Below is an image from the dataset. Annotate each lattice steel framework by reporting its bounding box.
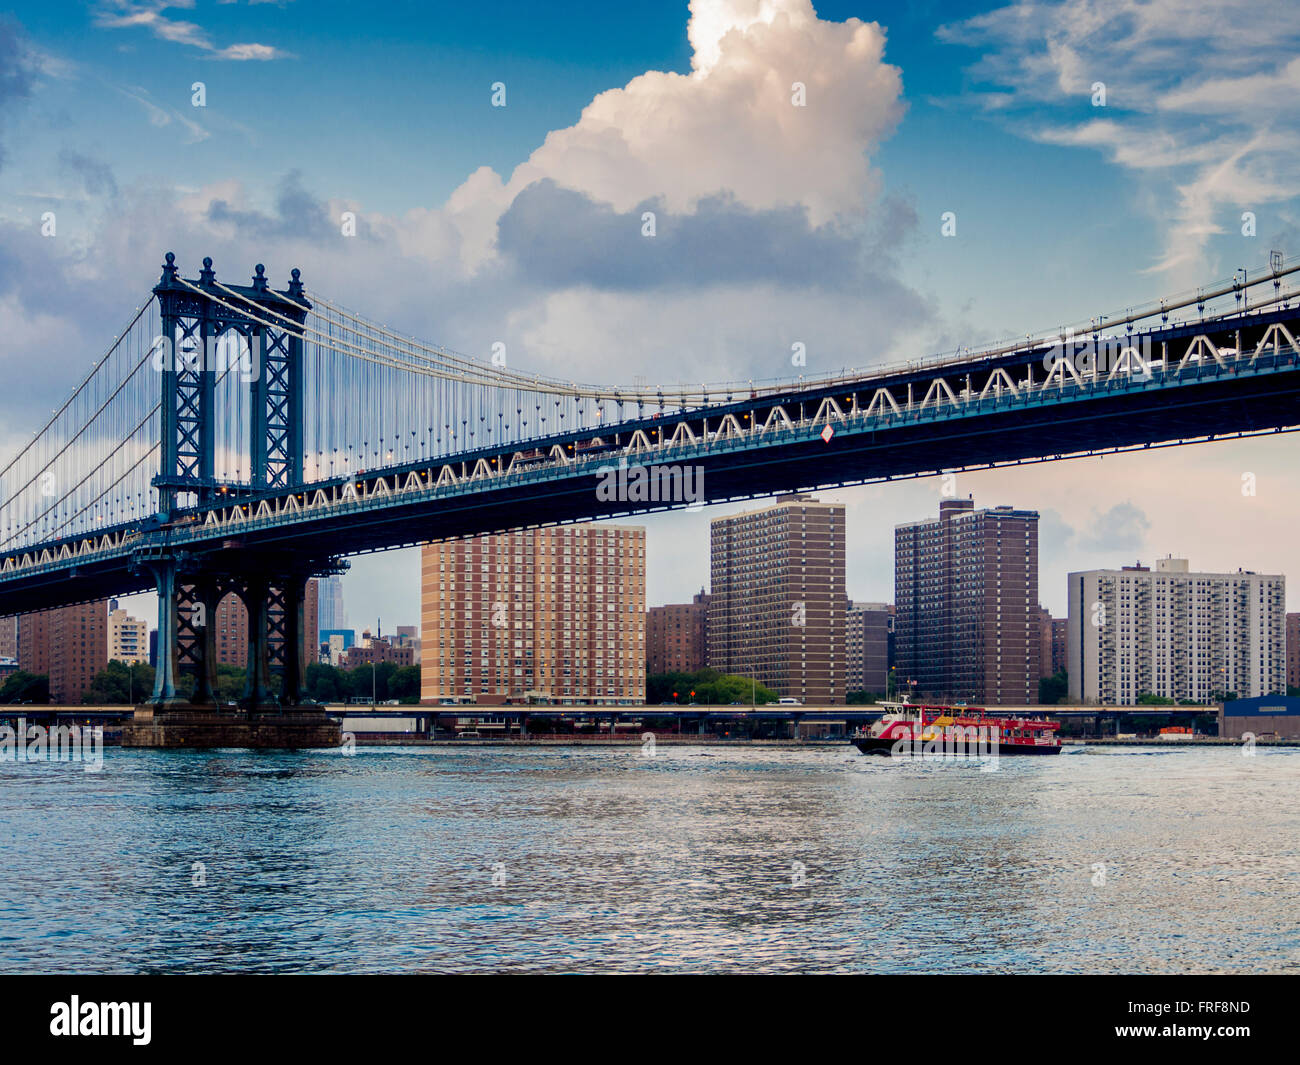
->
[153,253,310,510]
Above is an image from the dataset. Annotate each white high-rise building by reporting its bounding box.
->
[1068,557,1285,705]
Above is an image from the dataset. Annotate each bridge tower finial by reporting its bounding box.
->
[199,256,216,286]
[160,251,178,285]
[252,264,268,293]
[287,267,304,299]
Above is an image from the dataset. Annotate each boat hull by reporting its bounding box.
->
[851,736,1061,757]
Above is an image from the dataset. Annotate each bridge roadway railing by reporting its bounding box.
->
[2,308,1299,593]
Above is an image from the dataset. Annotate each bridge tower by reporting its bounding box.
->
[130,254,341,742]
[153,251,310,510]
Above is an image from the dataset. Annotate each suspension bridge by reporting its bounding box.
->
[2,251,1299,728]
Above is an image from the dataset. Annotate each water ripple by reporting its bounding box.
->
[0,744,1296,973]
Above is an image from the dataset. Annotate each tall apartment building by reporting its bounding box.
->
[709,495,846,704]
[1051,618,1069,676]
[0,615,16,660]
[213,591,250,667]
[846,601,892,694]
[210,579,319,670]
[647,589,710,674]
[18,601,108,703]
[1287,612,1300,691]
[1037,607,1055,679]
[107,602,149,665]
[895,497,1040,705]
[1068,557,1285,705]
[421,524,646,705]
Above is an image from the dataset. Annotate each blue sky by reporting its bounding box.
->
[3,0,1299,628]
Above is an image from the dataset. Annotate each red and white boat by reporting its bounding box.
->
[851,701,1062,757]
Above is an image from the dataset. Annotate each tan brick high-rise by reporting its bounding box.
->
[421,525,645,705]
[708,495,846,704]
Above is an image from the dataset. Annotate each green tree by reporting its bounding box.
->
[0,670,49,704]
[305,662,346,703]
[82,660,154,704]
[344,661,398,702]
[213,663,245,703]
[645,668,778,705]
[1136,691,1176,706]
[1038,669,1068,705]
[388,665,422,703]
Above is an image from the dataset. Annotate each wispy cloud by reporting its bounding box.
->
[939,0,1300,281]
[93,1,291,60]
[116,84,210,142]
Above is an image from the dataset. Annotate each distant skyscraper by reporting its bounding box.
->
[0,615,15,661]
[319,576,346,633]
[895,497,1040,705]
[709,495,846,704]
[647,589,710,674]
[1069,557,1285,705]
[421,524,646,705]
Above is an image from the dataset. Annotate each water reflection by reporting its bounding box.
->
[0,745,1295,973]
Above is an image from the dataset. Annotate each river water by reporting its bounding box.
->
[0,743,1296,973]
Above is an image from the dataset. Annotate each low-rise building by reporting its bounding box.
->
[1218,696,1300,742]
[344,633,416,669]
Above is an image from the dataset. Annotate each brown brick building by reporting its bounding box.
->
[846,601,893,695]
[1051,617,1068,676]
[345,634,416,668]
[1037,607,1055,679]
[895,497,1040,705]
[210,579,320,670]
[18,601,109,703]
[647,589,710,674]
[421,524,645,705]
[0,615,16,661]
[708,495,846,704]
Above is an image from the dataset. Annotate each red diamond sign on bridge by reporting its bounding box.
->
[820,424,834,443]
